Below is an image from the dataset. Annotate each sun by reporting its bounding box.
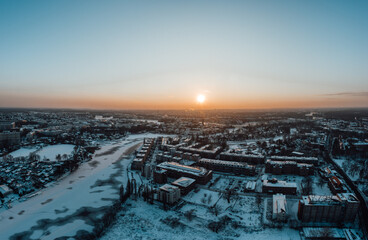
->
[197,94,206,104]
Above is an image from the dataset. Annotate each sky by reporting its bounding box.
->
[0,0,367,110]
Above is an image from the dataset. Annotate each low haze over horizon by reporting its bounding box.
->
[1,0,367,110]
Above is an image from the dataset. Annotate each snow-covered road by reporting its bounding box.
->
[0,133,161,239]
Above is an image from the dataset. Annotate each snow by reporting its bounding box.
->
[333,157,360,181]
[36,144,75,161]
[238,228,301,240]
[7,144,76,161]
[102,195,301,240]
[0,133,166,239]
[8,147,39,158]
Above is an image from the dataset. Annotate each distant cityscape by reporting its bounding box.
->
[0,109,367,239]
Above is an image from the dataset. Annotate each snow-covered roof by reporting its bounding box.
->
[301,195,341,205]
[157,162,209,176]
[0,185,12,195]
[270,156,318,163]
[199,158,255,169]
[159,184,179,192]
[220,153,264,158]
[263,179,297,188]
[172,177,196,188]
[337,193,359,203]
[273,194,287,214]
[303,227,346,239]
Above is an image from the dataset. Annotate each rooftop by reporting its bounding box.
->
[172,177,196,188]
[263,179,297,188]
[159,184,179,192]
[157,162,209,177]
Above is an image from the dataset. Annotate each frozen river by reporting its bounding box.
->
[0,133,161,239]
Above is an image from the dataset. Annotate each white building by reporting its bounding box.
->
[272,194,287,221]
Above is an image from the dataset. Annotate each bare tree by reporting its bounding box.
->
[184,209,196,221]
[207,194,213,204]
[225,189,234,203]
[317,177,325,188]
[302,176,313,195]
[209,204,222,216]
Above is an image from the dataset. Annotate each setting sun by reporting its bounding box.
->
[197,94,206,104]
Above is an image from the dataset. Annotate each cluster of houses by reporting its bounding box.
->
[0,158,65,197]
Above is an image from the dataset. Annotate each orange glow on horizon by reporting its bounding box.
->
[0,91,367,110]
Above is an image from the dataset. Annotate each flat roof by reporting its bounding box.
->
[157,162,209,177]
[200,158,255,169]
[273,194,287,214]
[172,177,196,188]
[159,184,179,192]
[263,179,297,188]
[301,195,341,205]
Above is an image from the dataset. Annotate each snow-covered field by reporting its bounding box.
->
[36,144,75,161]
[8,144,76,161]
[8,146,39,158]
[103,184,300,239]
[102,196,301,240]
[0,133,164,239]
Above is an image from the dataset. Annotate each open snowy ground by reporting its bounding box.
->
[36,144,75,161]
[101,197,301,240]
[0,133,165,239]
[8,146,39,158]
[8,144,76,161]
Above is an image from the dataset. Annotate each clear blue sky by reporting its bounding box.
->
[0,0,367,109]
